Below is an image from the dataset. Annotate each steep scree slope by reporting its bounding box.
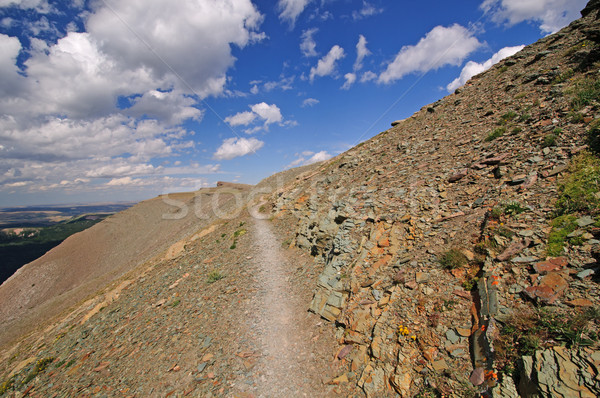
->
[266,4,600,397]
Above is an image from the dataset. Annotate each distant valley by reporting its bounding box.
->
[0,203,134,284]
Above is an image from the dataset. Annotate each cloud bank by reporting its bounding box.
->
[480,0,587,34]
[379,24,482,84]
[446,45,525,91]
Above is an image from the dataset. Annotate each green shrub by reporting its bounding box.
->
[233,228,247,238]
[438,249,468,269]
[588,121,600,154]
[542,134,557,147]
[485,127,506,142]
[552,68,574,84]
[207,270,224,283]
[0,377,15,394]
[570,112,585,123]
[462,276,479,291]
[504,201,526,216]
[489,206,503,220]
[518,113,532,122]
[547,215,578,256]
[496,307,600,375]
[497,111,517,125]
[554,151,600,216]
[496,226,514,239]
[20,357,55,387]
[571,77,600,110]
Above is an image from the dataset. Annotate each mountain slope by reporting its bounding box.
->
[0,185,252,348]
[264,4,600,396]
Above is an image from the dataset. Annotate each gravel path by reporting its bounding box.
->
[243,216,334,398]
[0,209,350,397]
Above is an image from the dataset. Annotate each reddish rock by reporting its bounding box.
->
[377,237,390,247]
[336,344,354,360]
[448,168,468,182]
[450,268,465,279]
[481,154,508,165]
[93,361,110,372]
[423,346,438,361]
[437,211,466,222]
[524,272,568,304]
[405,281,418,290]
[496,239,529,261]
[566,298,594,307]
[541,164,567,178]
[453,290,472,300]
[533,257,568,274]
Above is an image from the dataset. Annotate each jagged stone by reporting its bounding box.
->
[524,272,569,304]
[518,347,600,397]
[358,363,385,397]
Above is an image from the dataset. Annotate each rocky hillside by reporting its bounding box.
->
[2,2,600,397]
[267,2,600,396]
[0,184,252,348]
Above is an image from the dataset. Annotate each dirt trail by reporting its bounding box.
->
[0,204,350,397]
[244,216,335,397]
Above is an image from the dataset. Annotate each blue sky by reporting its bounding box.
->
[0,0,588,206]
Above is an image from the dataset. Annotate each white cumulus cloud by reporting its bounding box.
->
[352,1,383,20]
[127,90,204,126]
[0,0,53,13]
[286,150,332,168]
[225,111,257,127]
[354,34,371,71]
[251,102,283,125]
[446,45,525,91]
[302,98,319,107]
[0,34,24,96]
[309,45,345,82]
[0,0,265,198]
[379,24,482,84]
[213,137,264,160]
[86,0,264,96]
[106,176,136,186]
[341,73,357,90]
[278,0,312,27]
[343,35,371,89]
[480,0,587,34]
[360,71,377,82]
[300,27,318,57]
[225,102,283,132]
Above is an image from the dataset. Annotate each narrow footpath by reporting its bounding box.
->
[238,216,337,397]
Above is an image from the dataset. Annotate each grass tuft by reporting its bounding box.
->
[438,248,468,269]
[485,127,506,142]
[554,151,600,216]
[207,270,224,283]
